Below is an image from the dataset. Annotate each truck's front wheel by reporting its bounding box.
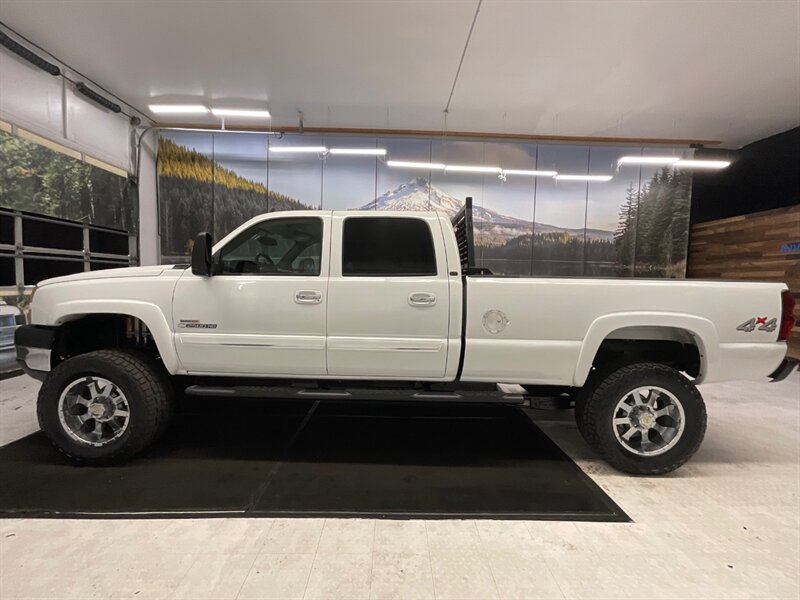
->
[37,350,172,464]
[579,363,707,475]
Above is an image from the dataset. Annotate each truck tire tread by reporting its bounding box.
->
[37,349,172,465]
[580,362,707,475]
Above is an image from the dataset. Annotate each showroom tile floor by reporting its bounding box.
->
[0,372,798,599]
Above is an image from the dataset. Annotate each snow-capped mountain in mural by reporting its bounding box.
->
[356,177,613,242]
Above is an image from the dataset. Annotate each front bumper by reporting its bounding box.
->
[15,325,56,381]
[769,357,799,382]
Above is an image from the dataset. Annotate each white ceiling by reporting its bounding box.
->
[1,0,798,147]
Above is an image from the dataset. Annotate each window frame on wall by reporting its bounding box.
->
[1,120,128,178]
[0,121,138,291]
[0,121,136,231]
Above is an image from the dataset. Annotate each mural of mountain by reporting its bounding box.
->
[156,134,688,278]
[358,177,614,243]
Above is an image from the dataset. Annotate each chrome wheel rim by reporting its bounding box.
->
[612,386,685,457]
[57,376,130,446]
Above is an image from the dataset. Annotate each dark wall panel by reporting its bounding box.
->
[691,127,800,224]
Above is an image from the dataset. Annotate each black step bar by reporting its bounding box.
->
[183,383,570,408]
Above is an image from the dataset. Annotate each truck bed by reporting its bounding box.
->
[460,276,787,386]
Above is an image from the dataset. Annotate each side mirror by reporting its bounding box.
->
[191,232,213,277]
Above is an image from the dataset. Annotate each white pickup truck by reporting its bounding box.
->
[15,200,797,474]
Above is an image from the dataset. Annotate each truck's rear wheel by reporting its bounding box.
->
[579,363,706,475]
[37,350,172,464]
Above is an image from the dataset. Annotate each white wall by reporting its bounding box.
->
[137,130,159,265]
[0,50,133,172]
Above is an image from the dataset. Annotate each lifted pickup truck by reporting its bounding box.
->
[16,199,797,474]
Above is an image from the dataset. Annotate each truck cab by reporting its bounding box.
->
[174,211,461,380]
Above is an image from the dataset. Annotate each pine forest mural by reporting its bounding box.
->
[158,138,311,260]
[0,130,134,233]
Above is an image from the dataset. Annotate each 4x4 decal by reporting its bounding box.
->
[736,317,777,333]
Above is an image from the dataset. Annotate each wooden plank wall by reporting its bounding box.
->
[688,204,800,359]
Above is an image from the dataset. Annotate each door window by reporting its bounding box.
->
[342,217,436,276]
[217,217,322,275]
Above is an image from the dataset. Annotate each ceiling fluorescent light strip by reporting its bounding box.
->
[674,159,730,169]
[555,174,613,182]
[269,146,328,153]
[445,165,502,174]
[387,161,446,169]
[502,169,558,177]
[211,108,271,118]
[328,148,387,155]
[149,104,209,114]
[617,156,680,166]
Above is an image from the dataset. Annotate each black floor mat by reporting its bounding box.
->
[0,397,628,521]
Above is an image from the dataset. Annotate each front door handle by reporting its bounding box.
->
[409,292,436,306]
[295,290,322,304]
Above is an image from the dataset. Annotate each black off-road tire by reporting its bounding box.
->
[579,362,707,475]
[37,350,173,464]
[574,360,626,441]
[574,376,600,440]
[151,361,177,441]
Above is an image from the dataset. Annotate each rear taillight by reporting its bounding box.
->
[779,290,796,341]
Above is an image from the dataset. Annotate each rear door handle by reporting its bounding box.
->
[409,292,436,306]
[295,290,322,304]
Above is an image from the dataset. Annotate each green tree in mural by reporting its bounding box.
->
[614,184,639,273]
[669,170,692,270]
[614,167,692,277]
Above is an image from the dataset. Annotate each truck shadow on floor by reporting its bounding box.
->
[0,396,628,521]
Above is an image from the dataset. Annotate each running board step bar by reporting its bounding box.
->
[184,384,534,405]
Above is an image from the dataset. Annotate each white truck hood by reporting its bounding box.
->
[36,265,179,287]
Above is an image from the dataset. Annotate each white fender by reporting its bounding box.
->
[573,312,720,386]
[50,299,181,374]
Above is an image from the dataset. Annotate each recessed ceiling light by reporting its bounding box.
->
[674,159,731,169]
[148,104,209,114]
[269,146,328,153]
[555,174,613,182]
[617,156,680,166]
[502,169,558,177]
[387,160,446,169]
[445,165,502,174]
[328,148,387,155]
[210,108,271,118]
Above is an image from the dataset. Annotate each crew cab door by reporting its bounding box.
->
[325,214,450,378]
[172,214,330,375]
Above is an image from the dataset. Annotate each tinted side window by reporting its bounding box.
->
[218,217,322,275]
[342,217,436,276]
